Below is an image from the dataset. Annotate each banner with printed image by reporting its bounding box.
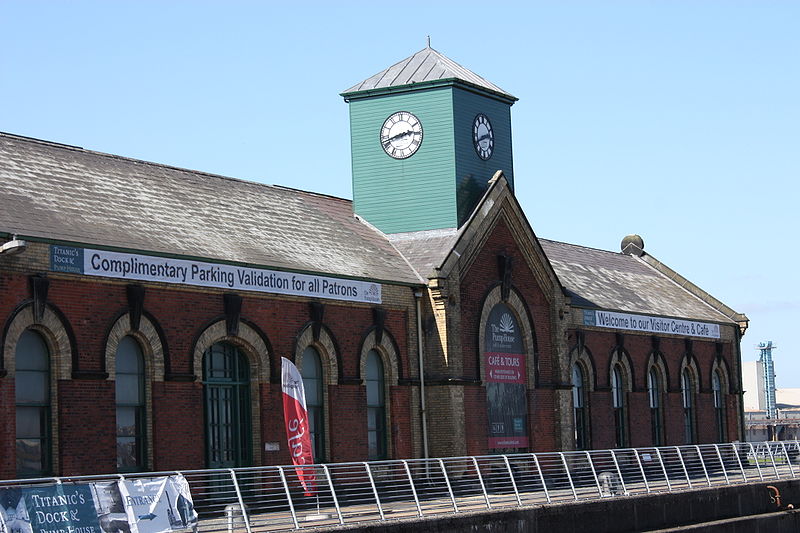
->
[0,476,196,533]
[484,303,529,449]
[116,476,196,533]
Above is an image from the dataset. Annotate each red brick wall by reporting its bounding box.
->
[459,218,557,454]
[580,329,741,448]
[58,379,116,475]
[0,272,412,479]
[0,380,14,475]
[151,381,204,470]
[389,386,413,458]
[590,391,615,449]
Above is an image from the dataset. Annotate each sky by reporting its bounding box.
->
[1,1,798,386]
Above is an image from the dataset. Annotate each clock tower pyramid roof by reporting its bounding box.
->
[341,46,517,103]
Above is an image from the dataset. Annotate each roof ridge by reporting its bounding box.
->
[0,131,84,150]
[634,252,749,329]
[271,184,350,203]
[354,214,426,284]
[0,130,280,191]
[539,237,622,256]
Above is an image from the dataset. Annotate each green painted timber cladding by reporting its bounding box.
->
[453,88,514,226]
[349,85,514,234]
[350,88,457,234]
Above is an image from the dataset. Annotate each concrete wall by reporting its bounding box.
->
[317,479,800,533]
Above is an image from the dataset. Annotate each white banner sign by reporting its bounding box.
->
[583,309,720,339]
[51,246,381,304]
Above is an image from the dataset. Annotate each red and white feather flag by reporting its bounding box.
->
[281,357,316,496]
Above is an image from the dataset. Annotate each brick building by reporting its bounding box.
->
[0,47,748,479]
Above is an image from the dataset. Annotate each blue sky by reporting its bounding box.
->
[2,1,798,386]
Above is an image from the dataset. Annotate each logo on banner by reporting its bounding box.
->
[498,313,515,334]
[281,357,316,496]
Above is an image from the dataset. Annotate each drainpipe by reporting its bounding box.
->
[415,290,429,459]
[735,327,746,442]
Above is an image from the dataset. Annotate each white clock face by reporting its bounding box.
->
[473,113,494,160]
[380,111,423,159]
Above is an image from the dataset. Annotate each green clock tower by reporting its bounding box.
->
[342,46,517,234]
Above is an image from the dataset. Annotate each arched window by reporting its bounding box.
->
[116,336,146,472]
[203,342,251,468]
[611,365,627,448]
[15,330,51,477]
[648,368,664,446]
[366,350,387,460]
[713,369,726,442]
[572,363,589,450]
[682,368,696,444]
[301,346,325,462]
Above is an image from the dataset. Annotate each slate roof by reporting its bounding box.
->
[387,228,459,278]
[539,239,735,323]
[0,133,423,285]
[342,46,517,101]
[0,131,741,324]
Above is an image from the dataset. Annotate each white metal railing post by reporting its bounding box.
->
[277,466,299,529]
[609,449,628,496]
[585,451,603,497]
[559,453,578,500]
[780,442,796,478]
[363,462,384,520]
[228,469,252,533]
[472,456,492,509]
[713,445,729,485]
[675,447,692,488]
[403,461,423,517]
[502,455,522,506]
[532,454,551,504]
[695,445,711,486]
[634,450,650,493]
[748,442,764,481]
[439,459,458,512]
[655,447,672,491]
[732,442,747,482]
[767,442,780,478]
[321,465,343,525]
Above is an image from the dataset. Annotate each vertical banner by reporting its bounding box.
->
[281,357,316,496]
[484,304,529,449]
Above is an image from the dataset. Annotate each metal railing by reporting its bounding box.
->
[3,440,798,531]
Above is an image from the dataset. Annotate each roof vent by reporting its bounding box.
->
[621,234,645,256]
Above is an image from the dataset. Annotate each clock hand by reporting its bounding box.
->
[389,129,413,142]
[477,133,491,142]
